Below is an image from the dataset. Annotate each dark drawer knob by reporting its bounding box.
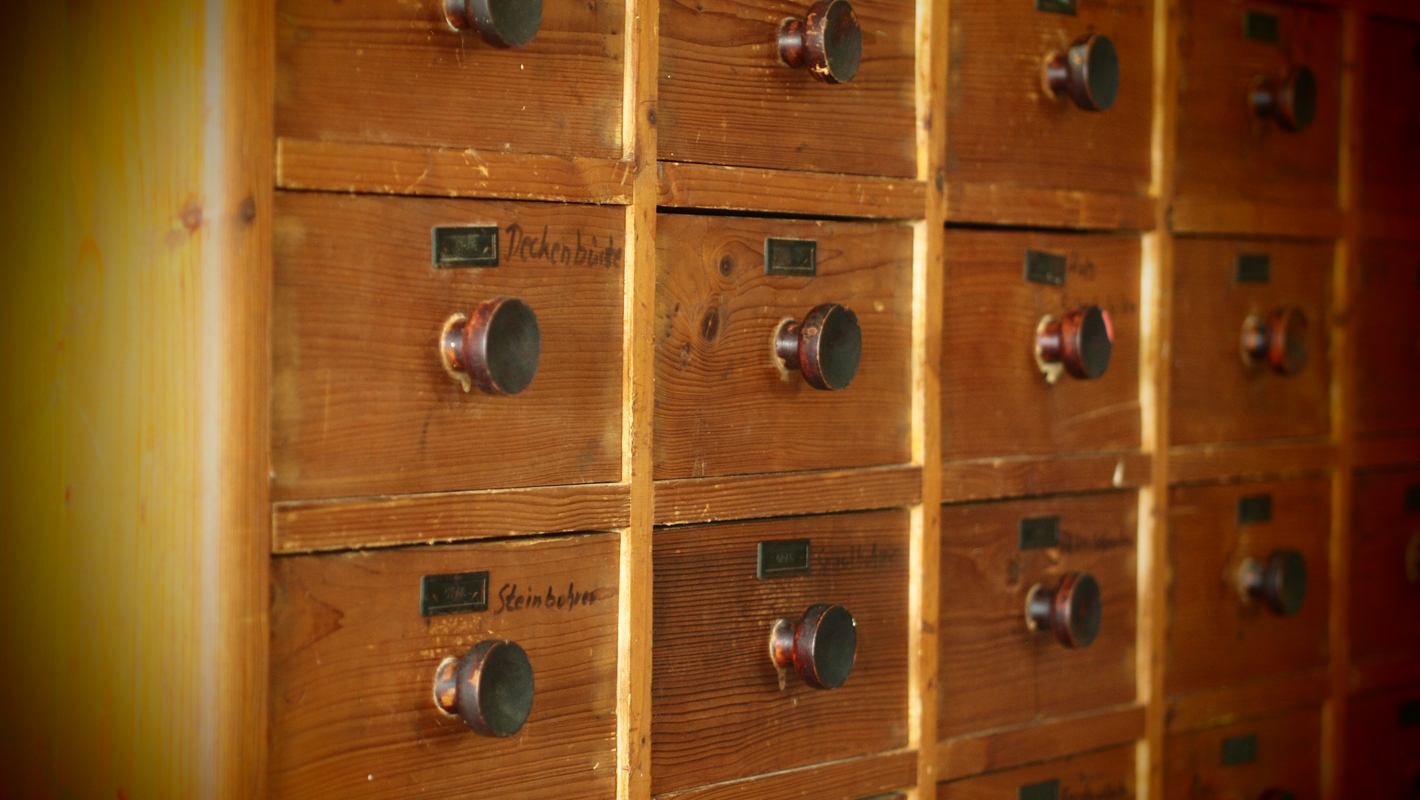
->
[1407,532,1420,584]
[1258,790,1296,800]
[1238,549,1308,616]
[1036,305,1114,381]
[434,639,535,737]
[1251,65,1317,132]
[776,303,862,391]
[441,297,542,395]
[445,0,542,47]
[1044,34,1120,112]
[1027,572,1102,648]
[1241,307,1308,375]
[779,0,862,85]
[770,603,857,689]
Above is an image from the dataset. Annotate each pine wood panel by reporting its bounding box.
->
[651,511,911,794]
[276,0,624,160]
[655,465,922,526]
[1166,478,1331,697]
[1164,706,1322,800]
[653,750,917,800]
[1165,667,1330,735]
[944,182,1157,232]
[654,214,914,481]
[272,192,624,500]
[1169,196,1346,239]
[937,703,1145,782]
[1170,237,1332,447]
[1345,681,1420,799]
[940,452,1152,504]
[941,230,1142,461]
[656,162,927,220]
[657,0,915,177]
[944,0,1154,198]
[938,744,1136,800]
[269,533,620,800]
[1167,440,1336,485]
[1174,0,1342,210]
[1349,468,1420,664]
[1361,16,1420,215]
[1355,240,1420,437]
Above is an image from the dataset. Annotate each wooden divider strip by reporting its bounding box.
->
[657,161,927,220]
[940,451,1151,504]
[654,466,922,527]
[937,705,1147,782]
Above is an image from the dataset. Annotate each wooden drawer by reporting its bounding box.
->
[1164,707,1321,800]
[272,193,624,501]
[269,533,619,800]
[658,0,915,177]
[276,0,623,159]
[1166,478,1330,697]
[1350,469,1420,663]
[1362,17,1420,215]
[939,491,1138,739]
[944,0,1153,198]
[1356,242,1420,438]
[1170,237,1331,447]
[652,511,910,794]
[942,230,1141,462]
[654,214,913,481]
[939,744,1136,800]
[1346,683,1420,799]
[1175,0,1342,209]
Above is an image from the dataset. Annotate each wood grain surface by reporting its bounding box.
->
[272,192,624,500]
[269,534,620,800]
[651,511,910,794]
[1163,706,1322,800]
[1165,666,1330,735]
[1166,439,1336,485]
[276,0,623,159]
[938,743,1136,800]
[1166,478,1331,697]
[1349,468,1420,663]
[1168,196,1346,238]
[945,183,1157,232]
[1354,240,1420,437]
[941,229,1142,461]
[653,750,917,800]
[1345,681,1420,799]
[937,703,1144,782]
[1361,16,1420,215]
[658,0,915,177]
[656,162,927,220]
[655,465,921,526]
[1170,237,1332,447]
[944,0,1153,198]
[941,452,1151,506]
[654,214,913,480]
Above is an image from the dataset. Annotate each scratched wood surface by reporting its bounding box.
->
[941,229,1142,462]
[1174,0,1342,210]
[1354,240,1420,438]
[944,0,1153,198]
[1344,681,1420,799]
[1169,237,1332,447]
[654,214,914,481]
[657,0,915,177]
[1361,16,1420,215]
[1166,478,1331,698]
[268,533,620,800]
[1163,706,1322,800]
[936,703,1144,782]
[276,0,624,160]
[1348,468,1420,664]
[938,743,1136,800]
[652,750,917,800]
[272,192,625,501]
[651,511,911,794]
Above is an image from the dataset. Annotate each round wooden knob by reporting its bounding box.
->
[1037,305,1114,381]
[1251,65,1317,132]
[1405,532,1420,584]
[1044,34,1120,112]
[1027,572,1102,648]
[1238,549,1308,617]
[445,0,542,47]
[770,603,857,689]
[1258,790,1296,800]
[776,303,862,391]
[433,640,535,737]
[441,297,542,395]
[1241,307,1308,375]
[778,0,862,84]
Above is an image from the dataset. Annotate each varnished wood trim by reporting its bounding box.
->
[1170,196,1345,239]
[275,138,634,204]
[936,704,1146,782]
[1168,440,1338,484]
[944,182,1158,232]
[654,466,923,526]
[1350,651,1420,696]
[1360,211,1420,242]
[940,451,1151,504]
[271,483,631,553]
[1166,669,1331,734]
[652,750,918,800]
[656,162,928,220]
[1354,436,1420,469]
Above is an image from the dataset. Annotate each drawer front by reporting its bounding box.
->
[1346,683,1420,799]
[1166,478,1330,697]
[1170,238,1331,447]
[272,193,624,501]
[654,214,913,481]
[1362,17,1420,214]
[1164,707,1321,800]
[939,744,1136,800]
[942,230,1141,461]
[945,0,1153,197]
[652,511,910,793]
[939,491,1138,738]
[658,0,915,177]
[1355,242,1420,437]
[269,534,619,800]
[276,0,623,159]
[1350,469,1420,662]
[1175,0,1342,208]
